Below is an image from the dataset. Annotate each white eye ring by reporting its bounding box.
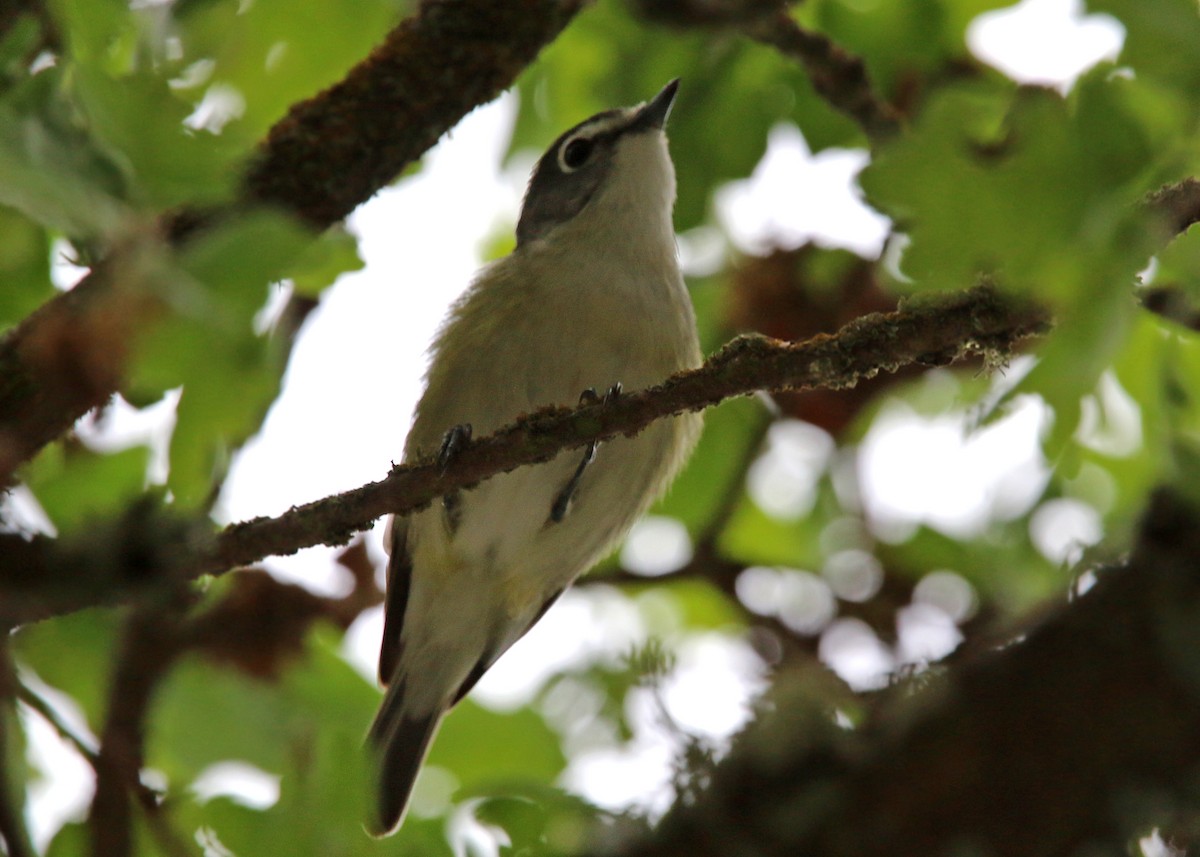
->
[558,135,595,173]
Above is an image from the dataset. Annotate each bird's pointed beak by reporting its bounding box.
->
[631,79,680,132]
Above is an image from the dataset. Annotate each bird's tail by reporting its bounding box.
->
[367,678,443,837]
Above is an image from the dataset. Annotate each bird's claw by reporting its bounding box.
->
[438,423,472,472]
[438,424,472,532]
[549,382,622,524]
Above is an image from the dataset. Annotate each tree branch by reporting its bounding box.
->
[630,0,902,140]
[606,487,1200,857]
[742,9,902,140]
[1146,176,1200,236]
[89,596,192,857]
[239,0,588,228]
[0,0,588,485]
[0,285,1049,626]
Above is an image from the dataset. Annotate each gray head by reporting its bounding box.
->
[516,80,680,247]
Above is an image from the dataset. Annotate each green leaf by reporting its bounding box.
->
[1018,289,1137,456]
[0,68,129,236]
[865,74,1168,452]
[812,0,959,95]
[126,210,311,506]
[48,0,135,67]
[175,208,312,313]
[0,14,45,81]
[135,316,282,508]
[718,488,828,570]
[287,226,365,298]
[22,443,151,533]
[862,77,1160,301]
[43,822,88,857]
[172,0,407,143]
[0,205,54,331]
[152,661,297,780]
[1153,225,1200,309]
[653,397,769,534]
[1087,0,1200,112]
[13,609,121,730]
[474,786,600,857]
[1103,312,1200,522]
[0,696,32,857]
[428,700,567,794]
[71,63,246,209]
[151,630,380,854]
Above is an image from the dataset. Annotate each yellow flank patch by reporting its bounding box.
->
[502,573,540,620]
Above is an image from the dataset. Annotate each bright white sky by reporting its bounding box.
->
[24,0,1127,846]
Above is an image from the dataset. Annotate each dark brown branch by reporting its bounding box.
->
[241,0,587,228]
[743,10,903,140]
[180,545,384,679]
[0,285,1049,627]
[205,285,1046,570]
[1146,177,1200,236]
[608,488,1200,857]
[90,597,192,857]
[0,0,587,486]
[630,0,902,140]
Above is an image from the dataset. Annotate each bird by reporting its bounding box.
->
[368,79,702,835]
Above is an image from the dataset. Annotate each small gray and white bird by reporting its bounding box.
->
[368,80,702,835]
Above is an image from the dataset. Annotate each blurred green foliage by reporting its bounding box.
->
[3,0,1200,854]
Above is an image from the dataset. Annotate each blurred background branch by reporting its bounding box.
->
[611,489,1200,857]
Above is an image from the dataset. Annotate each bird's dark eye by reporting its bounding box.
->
[561,137,594,171]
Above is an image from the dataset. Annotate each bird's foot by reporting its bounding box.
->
[438,423,472,531]
[438,423,473,471]
[548,383,622,524]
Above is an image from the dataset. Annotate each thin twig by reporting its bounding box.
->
[16,680,100,767]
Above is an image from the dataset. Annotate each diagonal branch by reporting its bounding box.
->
[240,0,589,229]
[206,286,1047,572]
[741,9,902,140]
[0,285,1049,626]
[630,0,902,140]
[0,0,588,486]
